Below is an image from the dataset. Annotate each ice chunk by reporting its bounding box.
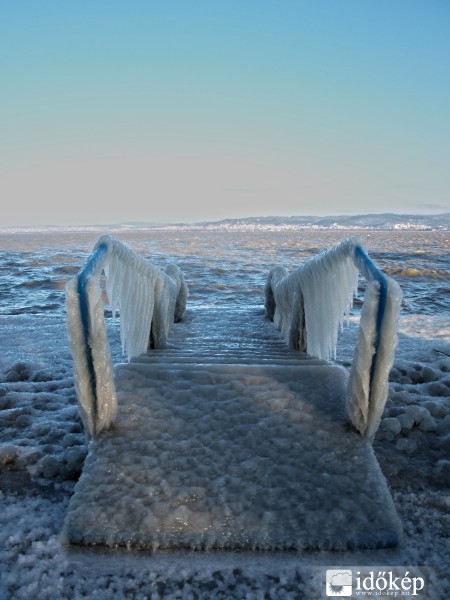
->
[381,417,402,437]
[0,444,20,466]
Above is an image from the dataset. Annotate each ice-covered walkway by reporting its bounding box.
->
[64,305,402,551]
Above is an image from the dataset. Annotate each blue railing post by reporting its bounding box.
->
[350,241,402,440]
[76,241,109,425]
[353,244,389,388]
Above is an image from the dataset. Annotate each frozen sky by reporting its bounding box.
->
[1,1,449,226]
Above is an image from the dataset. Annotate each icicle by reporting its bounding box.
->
[266,238,360,361]
[66,234,188,438]
[265,236,402,441]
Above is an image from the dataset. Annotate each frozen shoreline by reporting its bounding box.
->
[0,312,449,598]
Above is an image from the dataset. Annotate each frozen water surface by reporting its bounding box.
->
[1,229,449,598]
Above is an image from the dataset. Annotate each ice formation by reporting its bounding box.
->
[265,237,402,440]
[65,234,188,437]
[66,275,117,438]
[101,237,187,355]
[265,238,360,360]
[347,275,403,441]
[64,360,403,551]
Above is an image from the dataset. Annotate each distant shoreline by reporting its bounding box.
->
[1,212,450,233]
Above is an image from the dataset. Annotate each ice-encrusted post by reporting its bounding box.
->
[65,239,115,439]
[265,238,360,360]
[65,235,188,438]
[265,237,402,441]
[349,244,403,441]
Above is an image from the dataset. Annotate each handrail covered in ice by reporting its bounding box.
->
[265,237,402,441]
[65,235,188,438]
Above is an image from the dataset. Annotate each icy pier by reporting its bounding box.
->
[63,235,403,551]
[64,304,402,551]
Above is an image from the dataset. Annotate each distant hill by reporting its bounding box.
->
[125,213,450,231]
[2,213,449,233]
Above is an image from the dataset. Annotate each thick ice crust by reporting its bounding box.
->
[265,238,360,360]
[65,235,188,437]
[63,362,402,551]
[265,237,403,440]
[98,235,188,356]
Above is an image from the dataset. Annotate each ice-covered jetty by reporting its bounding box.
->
[64,235,403,551]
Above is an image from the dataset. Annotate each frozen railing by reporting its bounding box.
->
[65,235,188,438]
[265,237,403,441]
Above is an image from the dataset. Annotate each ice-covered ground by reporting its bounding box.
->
[0,307,449,598]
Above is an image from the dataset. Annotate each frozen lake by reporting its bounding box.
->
[0,227,449,598]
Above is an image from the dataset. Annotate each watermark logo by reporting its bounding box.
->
[325,569,426,597]
[326,570,353,596]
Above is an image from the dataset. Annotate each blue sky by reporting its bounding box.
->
[1,1,449,226]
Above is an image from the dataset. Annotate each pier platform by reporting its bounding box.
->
[63,306,402,551]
